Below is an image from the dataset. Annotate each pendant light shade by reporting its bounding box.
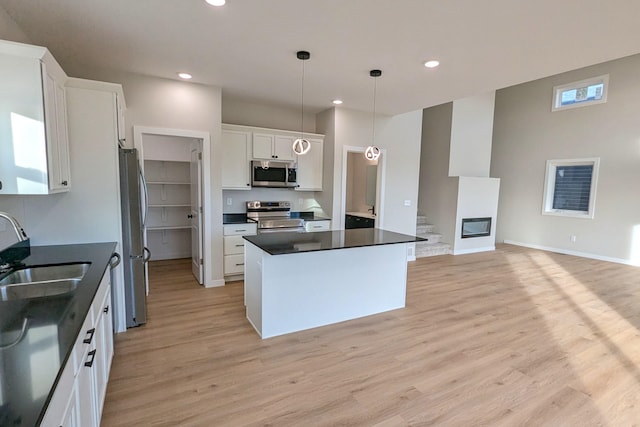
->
[293,50,311,156]
[366,69,382,161]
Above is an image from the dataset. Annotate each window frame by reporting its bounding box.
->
[552,74,609,112]
[542,157,600,219]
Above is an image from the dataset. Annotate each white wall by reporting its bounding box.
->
[222,97,316,133]
[491,53,640,264]
[417,103,457,244]
[329,108,423,235]
[449,91,496,177]
[0,7,31,44]
[454,177,500,254]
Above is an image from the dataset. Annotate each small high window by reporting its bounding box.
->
[552,74,609,112]
[542,158,600,219]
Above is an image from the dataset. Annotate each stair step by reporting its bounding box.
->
[416,215,429,225]
[416,224,435,234]
[416,232,441,243]
[415,241,451,257]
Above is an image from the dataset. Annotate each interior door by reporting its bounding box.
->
[190,140,203,284]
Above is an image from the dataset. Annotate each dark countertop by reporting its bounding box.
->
[222,213,256,225]
[223,212,331,224]
[243,228,424,255]
[0,242,116,427]
[290,212,331,221]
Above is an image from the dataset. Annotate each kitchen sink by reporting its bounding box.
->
[0,263,91,301]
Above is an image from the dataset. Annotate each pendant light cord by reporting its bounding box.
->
[372,75,377,146]
[300,57,305,140]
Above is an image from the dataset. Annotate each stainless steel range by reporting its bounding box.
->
[246,201,305,233]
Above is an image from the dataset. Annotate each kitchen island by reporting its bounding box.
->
[243,228,422,339]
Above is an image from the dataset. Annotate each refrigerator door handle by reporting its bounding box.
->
[142,247,151,263]
[109,252,121,269]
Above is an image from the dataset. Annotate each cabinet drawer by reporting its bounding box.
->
[224,235,246,255]
[223,223,257,236]
[305,220,331,232]
[224,254,246,275]
[73,309,95,376]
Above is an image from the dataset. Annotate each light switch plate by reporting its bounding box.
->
[403,200,411,207]
[226,197,232,206]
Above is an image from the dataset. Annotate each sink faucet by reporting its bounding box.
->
[0,212,28,242]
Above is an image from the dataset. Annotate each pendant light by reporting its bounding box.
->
[292,50,312,156]
[365,69,382,161]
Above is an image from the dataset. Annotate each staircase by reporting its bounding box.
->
[415,216,451,258]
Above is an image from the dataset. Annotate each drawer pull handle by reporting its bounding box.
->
[235,263,244,266]
[83,328,96,344]
[235,229,245,233]
[85,349,97,368]
[235,244,244,247]
[104,305,109,314]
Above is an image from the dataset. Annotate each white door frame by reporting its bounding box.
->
[133,125,213,287]
[339,145,387,230]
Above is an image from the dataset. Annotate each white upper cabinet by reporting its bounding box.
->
[252,133,296,161]
[222,123,324,191]
[0,40,70,194]
[221,127,251,190]
[295,138,323,191]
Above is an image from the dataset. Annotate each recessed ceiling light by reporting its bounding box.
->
[178,72,193,80]
[424,60,440,68]
[205,0,226,6]
[332,99,343,105]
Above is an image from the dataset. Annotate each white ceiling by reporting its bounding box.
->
[2,0,640,115]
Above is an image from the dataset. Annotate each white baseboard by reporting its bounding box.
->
[503,240,638,266]
[204,278,226,288]
[453,246,495,255]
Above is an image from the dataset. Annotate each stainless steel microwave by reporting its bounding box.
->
[251,160,297,188]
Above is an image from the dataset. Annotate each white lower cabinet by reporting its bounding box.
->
[305,220,331,232]
[223,223,257,277]
[41,268,113,427]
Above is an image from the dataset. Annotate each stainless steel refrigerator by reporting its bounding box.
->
[119,147,150,327]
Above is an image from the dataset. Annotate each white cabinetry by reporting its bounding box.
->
[223,223,257,277]
[295,138,323,191]
[221,127,251,190]
[253,133,296,161]
[0,40,70,195]
[305,220,331,232]
[42,269,113,427]
[221,123,324,191]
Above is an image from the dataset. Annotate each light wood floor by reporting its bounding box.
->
[102,244,640,426]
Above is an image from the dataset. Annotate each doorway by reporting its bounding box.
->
[339,146,386,230]
[133,126,211,290]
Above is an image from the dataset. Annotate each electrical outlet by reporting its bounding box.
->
[570,235,577,243]
[226,197,232,206]
[404,200,411,207]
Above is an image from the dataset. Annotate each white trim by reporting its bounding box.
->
[552,74,609,112]
[453,246,495,255]
[133,125,214,287]
[542,157,599,219]
[204,279,226,288]
[503,240,638,266]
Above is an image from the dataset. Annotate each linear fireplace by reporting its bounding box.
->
[461,217,492,238]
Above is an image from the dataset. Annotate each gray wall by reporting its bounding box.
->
[222,97,316,133]
[0,7,31,43]
[417,103,458,245]
[491,53,640,264]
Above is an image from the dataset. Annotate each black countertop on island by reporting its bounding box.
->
[243,228,424,255]
[0,242,116,427]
